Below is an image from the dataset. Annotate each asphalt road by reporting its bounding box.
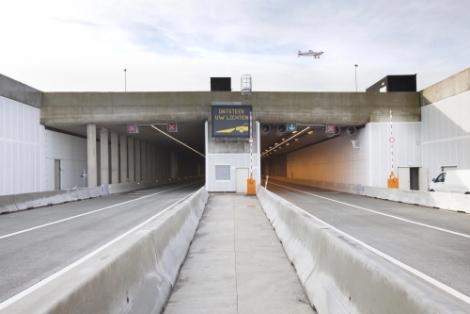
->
[0,180,204,303]
[265,180,470,298]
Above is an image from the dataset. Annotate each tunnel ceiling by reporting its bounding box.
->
[51,122,206,156]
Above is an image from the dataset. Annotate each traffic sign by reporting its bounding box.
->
[127,123,139,133]
[325,124,340,134]
[287,122,297,132]
[167,122,178,132]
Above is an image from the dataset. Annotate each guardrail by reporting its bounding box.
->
[362,186,470,214]
[0,176,203,215]
[0,186,209,314]
[257,186,470,313]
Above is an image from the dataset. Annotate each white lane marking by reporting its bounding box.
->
[269,188,470,305]
[0,181,202,241]
[270,182,470,239]
[0,191,195,310]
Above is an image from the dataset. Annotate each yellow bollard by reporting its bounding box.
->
[387,171,399,189]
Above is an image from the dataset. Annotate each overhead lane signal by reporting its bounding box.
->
[127,123,139,133]
[167,122,178,132]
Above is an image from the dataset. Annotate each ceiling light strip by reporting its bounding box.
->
[262,126,311,157]
[150,125,205,158]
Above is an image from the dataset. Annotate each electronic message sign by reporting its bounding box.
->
[211,105,252,138]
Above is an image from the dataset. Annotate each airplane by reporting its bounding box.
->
[298,50,324,59]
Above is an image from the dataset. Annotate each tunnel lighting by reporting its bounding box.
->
[295,138,299,141]
[281,138,286,141]
[286,143,290,146]
[307,130,314,135]
[151,125,205,158]
[292,131,298,134]
[261,126,311,157]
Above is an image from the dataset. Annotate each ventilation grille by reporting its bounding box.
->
[215,165,231,181]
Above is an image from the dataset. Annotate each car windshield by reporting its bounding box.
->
[435,173,446,183]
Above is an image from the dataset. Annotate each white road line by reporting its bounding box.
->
[270,181,470,239]
[268,189,470,305]
[0,181,201,241]
[0,192,194,310]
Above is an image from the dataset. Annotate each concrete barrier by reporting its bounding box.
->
[267,176,362,195]
[362,186,469,214]
[0,176,202,214]
[257,186,470,313]
[14,190,73,211]
[0,187,209,314]
[0,195,18,214]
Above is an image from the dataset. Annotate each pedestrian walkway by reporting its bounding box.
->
[163,193,314,314]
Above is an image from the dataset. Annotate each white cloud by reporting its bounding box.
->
[0,0,468,91]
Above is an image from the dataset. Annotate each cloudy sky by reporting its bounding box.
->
[1,0,469,92]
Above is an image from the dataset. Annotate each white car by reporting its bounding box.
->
[429,170,470,194]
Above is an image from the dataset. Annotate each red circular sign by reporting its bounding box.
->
[248,138,254,144]
[389,137,395,143]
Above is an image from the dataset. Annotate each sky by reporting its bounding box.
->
[0,0,469,92]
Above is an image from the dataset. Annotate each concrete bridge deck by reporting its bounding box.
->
[164,193,313,314]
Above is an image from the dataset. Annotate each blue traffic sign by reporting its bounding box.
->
[287,123,297,132]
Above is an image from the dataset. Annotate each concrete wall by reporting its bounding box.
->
[0,96,42,196]
[0,73,42,109]
[206,121,261,192]
[41,92,420,127]
[421,68,470,106]
[421,90,470,180]
[273,122,421,190]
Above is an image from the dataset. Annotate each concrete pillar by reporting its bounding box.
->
[100,128,109,185]
[135,140,141,181]
[128,138,135,182]
[87,124,97,187]
[111,132,119,184]
[120,134,127,183]
[146,143,151,181]
[151,145,156,180]
[141,142,147,181]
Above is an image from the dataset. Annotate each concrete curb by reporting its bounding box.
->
[0,187,209,314]
[14,190,72,211]
[257,186,470,314]
[362,186,470,214]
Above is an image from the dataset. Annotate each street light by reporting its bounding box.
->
[354,64,358,92]
[124,69,127,92]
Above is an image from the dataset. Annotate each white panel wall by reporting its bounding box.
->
[206,153,260,192]
[366,122,422,187]
[286,122,422,189]
[42,128,87,190]
[0,96,41,196]
[421,90,470,180]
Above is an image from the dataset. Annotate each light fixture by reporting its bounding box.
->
[151,125,205,157]
[307,130,314,135]
[286,143,290,146]
[295,138,299,141]
[262,126,311,157]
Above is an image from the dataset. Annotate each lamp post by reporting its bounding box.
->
[354,64,358,92]
[124,69,127,92]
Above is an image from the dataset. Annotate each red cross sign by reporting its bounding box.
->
[127,123,139,133]
[167,122,178,132]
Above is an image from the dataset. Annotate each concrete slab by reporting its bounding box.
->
[163,193,314,314]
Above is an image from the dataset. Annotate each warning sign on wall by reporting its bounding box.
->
[211,105,252,138]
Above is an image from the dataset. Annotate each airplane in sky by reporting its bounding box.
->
[298,50,324,59]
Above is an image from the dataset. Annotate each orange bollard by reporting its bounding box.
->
[247,173,256,195]
[387,171,399,189]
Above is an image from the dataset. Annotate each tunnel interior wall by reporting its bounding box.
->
[265,121,422,190]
